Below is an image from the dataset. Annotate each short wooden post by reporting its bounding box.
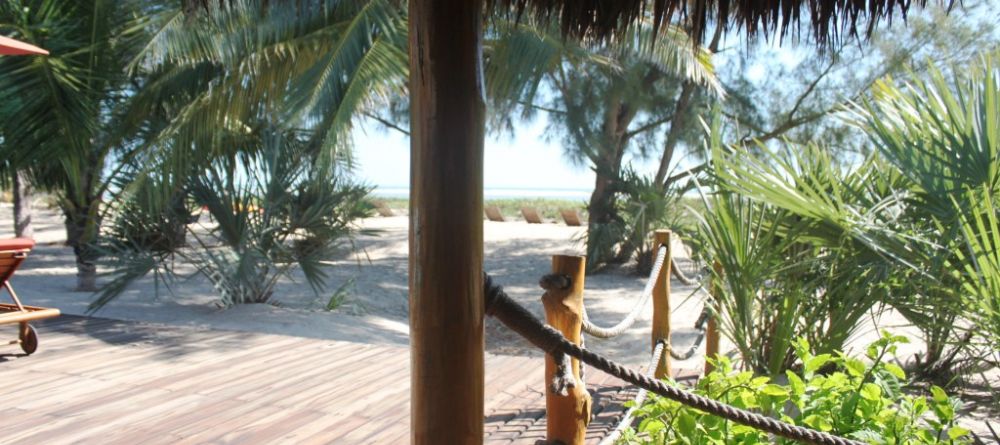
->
[542,255,591,445]
[705,261,722,375]
[651,230,672,379]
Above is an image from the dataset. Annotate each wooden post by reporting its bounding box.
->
[651,230,672,379]
[408,0,485,443]
[705,262,722,375]
[541,255,591,445]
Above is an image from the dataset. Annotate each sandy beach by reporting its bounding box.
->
[0,202,955,365]
[0,203,712,368]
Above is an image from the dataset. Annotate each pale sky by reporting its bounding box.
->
[352,116,598,192]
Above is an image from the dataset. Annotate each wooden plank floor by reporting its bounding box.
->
[0,316,693,444]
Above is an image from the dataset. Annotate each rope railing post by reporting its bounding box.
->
[541,255,591,445]
[651,230,672,379]
[705,260,722,375]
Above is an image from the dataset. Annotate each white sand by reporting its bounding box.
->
[0,204,708,368]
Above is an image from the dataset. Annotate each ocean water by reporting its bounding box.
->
[373,186,590,200]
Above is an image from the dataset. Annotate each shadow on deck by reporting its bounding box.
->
[0,315,696,444]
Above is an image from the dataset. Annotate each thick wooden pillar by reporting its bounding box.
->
[651,230,671,379]
[408,1,486,443]
[542,255,591,444]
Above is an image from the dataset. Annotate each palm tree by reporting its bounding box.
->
[0,0,406,293]
[121,0,407,175]
[0,96,35,238]
[0,0,151,291]
[91,0,407,307]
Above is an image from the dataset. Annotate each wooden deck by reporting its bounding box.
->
[0,316,694,444]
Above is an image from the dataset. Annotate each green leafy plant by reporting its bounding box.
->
[94,129,373,309]
[617,167,692,274]
[326,278,356,311]
[845,51,1000,373]
[948,189,1000,367]
[621,334,971,444]
[695,141,906,375]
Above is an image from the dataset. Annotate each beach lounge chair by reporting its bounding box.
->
[520,207,544,224]
[484,205,506,222]
[0,238,59,355]
[560,209,584,226]
[373,201,395,217]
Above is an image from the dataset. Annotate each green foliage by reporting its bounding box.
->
[94,129,373,309]
[617,168,690,273]
[583,167,694,272]
[947,187,1000,365]
[326,277,355,311]
[696,50,1000,378]
[484,16,718,272]
[621,334,971,445]
[845,51,1000,371]
[0,0,155,289]
[124,0,408,163]
[696,142,901,374]
[713,1,1000,156]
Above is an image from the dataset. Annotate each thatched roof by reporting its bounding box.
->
[489,0,936,44]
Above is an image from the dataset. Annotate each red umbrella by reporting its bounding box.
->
[0,35,48,56]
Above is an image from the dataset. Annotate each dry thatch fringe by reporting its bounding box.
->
[183,0,944,46]
[487,0,942,46]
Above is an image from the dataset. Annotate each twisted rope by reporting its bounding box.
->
[669,303,711,361]
[671,260,699,286]
[598,340,666,445]
[669,233,701,286]
[484,274,864,445]
[579,245,667,339]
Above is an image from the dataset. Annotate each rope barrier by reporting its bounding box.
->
[669,303,710,361]
[577,245,667,339]
[669,233,701,286]
[484,273,864,445]
[597,340,666,445]
[671,260,699,285]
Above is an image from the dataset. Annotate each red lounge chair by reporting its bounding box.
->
[0,238,60,354]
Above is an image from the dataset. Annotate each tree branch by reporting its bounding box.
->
[363,111,409,136]
[516,100,566,115]
[785,51,840,121]
[663,164,705,188]
[623,113,675,140]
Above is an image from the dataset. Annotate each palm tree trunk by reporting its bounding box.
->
[64,202,99,292]
[13,170,34,238]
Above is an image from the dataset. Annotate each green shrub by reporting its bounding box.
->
[585,166,694,272]
[949,189,1000,367]
[846,51,1000,373]
[621,334,971,445]
[94,129,372,309]
[697,144,901,375]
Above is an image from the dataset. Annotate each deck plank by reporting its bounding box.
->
[0,315,692,444]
